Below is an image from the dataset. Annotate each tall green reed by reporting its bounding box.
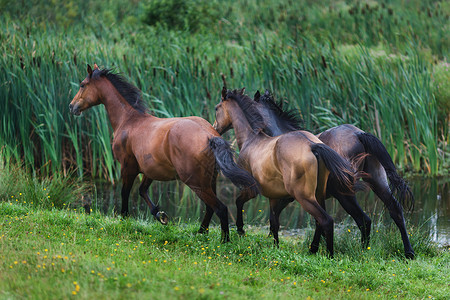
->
[0,0,446,181]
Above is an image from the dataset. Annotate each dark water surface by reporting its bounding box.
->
[90,176,449,246]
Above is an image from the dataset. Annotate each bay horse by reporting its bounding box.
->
[212,88,358,256]
[68,64,259,242]
[253,89,415,259]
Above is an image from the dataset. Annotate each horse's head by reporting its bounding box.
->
[69,64,102,116]
[213,87,245,135]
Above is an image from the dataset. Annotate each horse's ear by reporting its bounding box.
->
[254,90,261,102]
[93,63,99,70]
[87,64,93,77]
[221,86,227,99]
[238,87,245,95]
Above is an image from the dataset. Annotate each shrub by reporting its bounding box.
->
[142,0,220,32]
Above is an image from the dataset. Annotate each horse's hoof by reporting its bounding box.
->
[83,204,91,215]
[198,227,209,234]
[405,251,416,260]
[155,211,169,225]
[309,246,319,255]
[237,229,246,236]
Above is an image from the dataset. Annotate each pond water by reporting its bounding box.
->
[90,176,449,246]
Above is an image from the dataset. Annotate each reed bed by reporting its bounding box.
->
[0,0,447,181]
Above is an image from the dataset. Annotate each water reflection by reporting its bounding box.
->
[90,176,449,246]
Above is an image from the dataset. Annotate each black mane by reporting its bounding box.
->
[94,68,147,114]
[258,91,303,131]
[224,90,266,132]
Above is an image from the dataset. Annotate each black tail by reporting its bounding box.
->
[311,143,356,194]
[356,132,414,211]
[209,137,260,196]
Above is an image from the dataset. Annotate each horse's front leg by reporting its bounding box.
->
[269,198,293,246]
[139,176,168,225]
[120,169,138,217]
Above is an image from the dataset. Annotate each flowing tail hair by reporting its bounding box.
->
[311,143,358,195]
[356,132,414,211]
[209,137,260,196]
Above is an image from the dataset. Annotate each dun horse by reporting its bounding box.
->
[211,88,358,256]
[69,64,259,242]
[252,90,415,259]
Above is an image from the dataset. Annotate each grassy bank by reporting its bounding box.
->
[0,0,448,179]
[0,156,448,298]
[0,201,448,299]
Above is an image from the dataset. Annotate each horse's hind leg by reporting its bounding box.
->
[305,200,334,257]
[190,186,230,243]
[330,189,372,248]
[269,198,293,246]
[236,189,257,235]
[365,159,415,259]
[139,176,168,224]
[198,205,214,234]
[310,188,329,254]
[310,212,325,254]
[294,193,334,257]
[198,171,217,234]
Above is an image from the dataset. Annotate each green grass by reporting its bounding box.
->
[0,201,448,299]
[0,0,448,179]
[0,155,448,298]
[0,153,87,210]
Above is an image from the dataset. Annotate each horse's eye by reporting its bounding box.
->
[80,83,85,88]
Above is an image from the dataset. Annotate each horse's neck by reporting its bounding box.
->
[229,103,258,150]
[258,107,290,136]
[99,81,139,131]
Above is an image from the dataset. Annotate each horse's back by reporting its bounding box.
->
[166,116,219,148]
[317,124,365,160]
[127,115,219,182]
[132,115,218,151]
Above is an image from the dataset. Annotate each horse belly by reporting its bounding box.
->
[138,157,177,181]
[257,175,289,199]
[262,185,289,199]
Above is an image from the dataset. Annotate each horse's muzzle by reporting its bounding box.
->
[69,103,81,116]
[213,121,224,135]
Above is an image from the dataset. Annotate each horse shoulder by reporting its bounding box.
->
[111,129,142,173]
[244,138,280,179]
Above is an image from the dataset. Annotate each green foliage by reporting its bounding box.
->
[0,152,87,209]
[0,0,141,27]
[142,0,220,32]
[0,0,447,177]
[433,62,450,120]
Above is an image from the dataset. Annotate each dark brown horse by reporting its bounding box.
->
[69,64,259,242]
[211,88,357,256]
[252,90,415,259]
